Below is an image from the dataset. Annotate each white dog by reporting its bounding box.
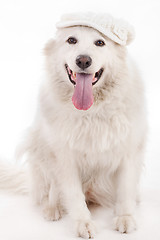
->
[0,13,147,239]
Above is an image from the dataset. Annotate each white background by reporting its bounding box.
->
[0,0,160,239]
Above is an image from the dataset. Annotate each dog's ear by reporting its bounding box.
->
[43,39,56,56]
[111,19,135,46]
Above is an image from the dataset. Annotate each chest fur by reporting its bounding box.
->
[45,109,130,154]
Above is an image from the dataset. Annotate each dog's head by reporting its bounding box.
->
[44,26,129,111]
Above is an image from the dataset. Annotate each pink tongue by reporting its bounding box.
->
[72,73,93,110]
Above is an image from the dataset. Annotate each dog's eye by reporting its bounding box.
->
[67,37,77,44]
[95,40,105,47]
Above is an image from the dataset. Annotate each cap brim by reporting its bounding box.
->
[56,20,126,45]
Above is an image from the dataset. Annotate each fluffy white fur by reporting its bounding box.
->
[0,18,147,239]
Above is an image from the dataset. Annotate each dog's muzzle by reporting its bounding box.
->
[65,63,104,111]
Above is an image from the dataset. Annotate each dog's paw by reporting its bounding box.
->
[43,206,61,221]
[113,215,136,233]
[76,220,96,239]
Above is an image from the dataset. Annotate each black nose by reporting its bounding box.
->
[76,55,92,70]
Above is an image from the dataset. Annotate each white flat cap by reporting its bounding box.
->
[56,12,135,46]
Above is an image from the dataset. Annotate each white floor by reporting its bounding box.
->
[0,189,160,240]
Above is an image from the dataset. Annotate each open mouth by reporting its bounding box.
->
[65,64,104,111]
[65,64,104,86]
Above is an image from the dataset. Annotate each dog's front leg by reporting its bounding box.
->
[113,158,139,233]
[57,150,96,239]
